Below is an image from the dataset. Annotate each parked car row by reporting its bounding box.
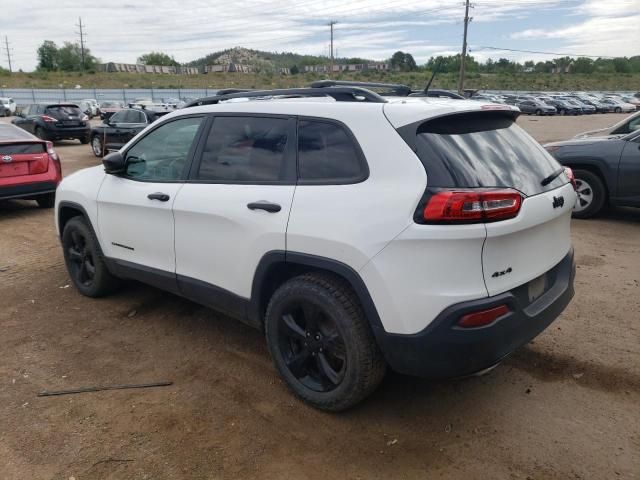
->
[472,91,638,115]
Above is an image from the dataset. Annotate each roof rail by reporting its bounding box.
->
[215,88,254,95]
[310,80,413,97]
[409,89,465,100]
[184,86,387,108]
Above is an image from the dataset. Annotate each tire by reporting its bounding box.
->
[265,272,386,412]
[36,192,55,209]
[91,135,105,157]
[615,107,621,113]
[35,127,47,141]
[559,109,566,116]
[535,109,542,116]
[61,216,120,297]
[572,169,606,219]
[80,135,89,145]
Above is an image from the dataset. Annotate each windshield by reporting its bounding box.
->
[45,105,83,118]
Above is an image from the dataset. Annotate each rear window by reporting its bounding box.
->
[408,112,564,196]
[45,105,83,117]
[0,143,45,154]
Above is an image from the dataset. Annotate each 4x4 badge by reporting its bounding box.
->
[1,155,12,163]
[552,196,564,209]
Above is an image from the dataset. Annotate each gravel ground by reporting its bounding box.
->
[0,113,638,480]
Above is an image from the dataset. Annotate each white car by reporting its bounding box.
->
[601,97,636,113]
[0,97,17,116]
[81,99,99,118]
[55,86,577,411]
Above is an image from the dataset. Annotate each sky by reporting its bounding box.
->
[2,0,639,71]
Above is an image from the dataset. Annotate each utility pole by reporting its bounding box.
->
[76,17,86,70]
[458,0,472,94]
[3,36,12,73]
[328,20,337,77]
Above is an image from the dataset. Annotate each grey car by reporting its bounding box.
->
[544,130,640,218]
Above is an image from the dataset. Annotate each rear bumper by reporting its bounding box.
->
[0,181,58,200]
[377,249,575,378]
[43,126,90,140]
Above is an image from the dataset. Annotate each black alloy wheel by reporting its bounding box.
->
[65,228,97,289]
[277,300,347,392]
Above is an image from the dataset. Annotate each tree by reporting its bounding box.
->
[37,40,59,71]
[572,57,595,74]
[57,42,98,71]
[390,51,417,72]
[290,64,300,75]
[137,52,179,66]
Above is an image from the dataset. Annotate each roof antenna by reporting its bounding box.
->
[424,58,442,95]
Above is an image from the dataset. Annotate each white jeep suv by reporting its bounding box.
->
[55,86,577,411]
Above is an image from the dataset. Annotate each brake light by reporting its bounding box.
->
[41,115,58,123]
[564,167,577,191]
[46,141,59,161]
[458,304,510,328]
[423,189,522,224]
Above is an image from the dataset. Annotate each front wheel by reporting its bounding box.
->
[91,135,104,157]
[265,272,386,411]
[62,217,120,297]
[615,107,622,113]
[572,169,606,219]
[535,109,542,116]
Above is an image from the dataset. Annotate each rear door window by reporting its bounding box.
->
[195,116,291,183]
[404,112,564,196]
[297,120,366,183]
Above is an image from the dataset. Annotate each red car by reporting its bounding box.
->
[0,123,62,208]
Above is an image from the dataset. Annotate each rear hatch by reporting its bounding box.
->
[45,105,85,128]
[0,142,49,178]
[393,109,575,296]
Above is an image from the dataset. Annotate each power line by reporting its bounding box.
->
[3,36,12,73]
[458,0,473,93]
[473,45,616,59]
[76,17,87,70]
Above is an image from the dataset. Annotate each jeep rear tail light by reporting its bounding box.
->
[422,189,522,224]
[458,304,510,328]
[564,167,577,191]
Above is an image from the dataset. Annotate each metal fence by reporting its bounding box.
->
[0,87,635,107]
[0,88,218,106]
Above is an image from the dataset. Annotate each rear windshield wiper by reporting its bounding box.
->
[541,167,564,186]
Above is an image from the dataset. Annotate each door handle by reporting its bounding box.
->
[148,192,170,202]
[247,201,281,213]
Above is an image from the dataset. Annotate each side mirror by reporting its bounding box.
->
[103,152,126,175]
[102,118,110,125]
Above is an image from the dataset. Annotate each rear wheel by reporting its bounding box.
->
[572,169,606,219]
[265,272,386,411]
[91,135,104,157]
[535,109,542,116]
[615,107,622,113]
[62,216,120,297]
[559,109,566,116]
[35,127,46,141]
[36,192,55,209]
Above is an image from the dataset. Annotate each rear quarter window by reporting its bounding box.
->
[297,120,367,183]
[400,111,565,196]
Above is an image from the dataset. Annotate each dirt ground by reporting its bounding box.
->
[0,113,638,480]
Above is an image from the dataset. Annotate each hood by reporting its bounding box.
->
[544,136,620,148]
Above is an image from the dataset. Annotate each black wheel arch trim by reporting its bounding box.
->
[249,251,387,338]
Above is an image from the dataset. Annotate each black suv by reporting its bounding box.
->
[12,103,90,143]
[90,108,167,157]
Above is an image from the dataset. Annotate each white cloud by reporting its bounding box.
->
[511,14,640,57]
